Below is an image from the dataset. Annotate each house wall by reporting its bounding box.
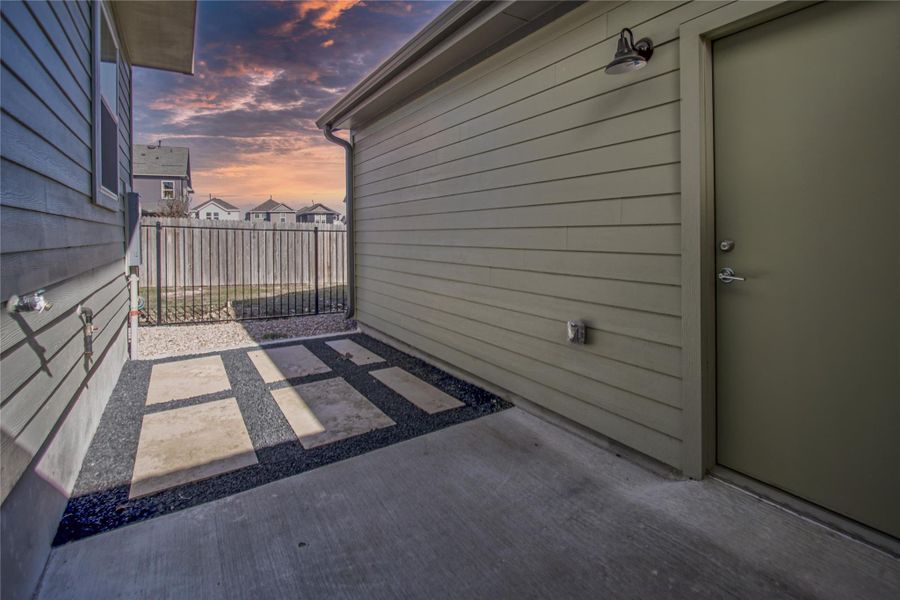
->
[0,1,132,596]
[195,205,240,220]
[246,211,266,221]
[134,174,189,214]
[351,0,735,471]
[298,213,336,224]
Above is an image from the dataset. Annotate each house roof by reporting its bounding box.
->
[134,145,191,178]
[111,1,197,75]
[297,203,340,215]
[193,198,240,212]
[248,199,294,213]
[316,0,576,131]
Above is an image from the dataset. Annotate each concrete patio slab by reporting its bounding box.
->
[371,367,464,414]
[247,344,331,383]
[40,408,899,599]
[130,398,257,499]
[145,355,230,405]
[326,338,385,365]
[271,377,395,448]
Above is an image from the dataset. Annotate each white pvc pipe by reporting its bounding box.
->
[128,271,139,359]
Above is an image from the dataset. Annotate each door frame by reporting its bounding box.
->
[678,1,900,554]
[679,0,811,480]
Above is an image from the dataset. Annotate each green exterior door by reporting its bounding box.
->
[713,1,900,538]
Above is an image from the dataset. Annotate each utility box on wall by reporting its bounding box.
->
[125,192,141,267]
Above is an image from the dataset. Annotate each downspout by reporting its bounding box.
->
[322,124,355,318]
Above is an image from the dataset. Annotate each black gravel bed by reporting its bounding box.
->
[53,333,511,545]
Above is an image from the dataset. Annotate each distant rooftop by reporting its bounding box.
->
[134,144,191,178]
[193,197,239,212]
[297,203,340,215]
[249,198,294,213]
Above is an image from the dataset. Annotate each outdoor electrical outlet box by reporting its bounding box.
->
[125,192,141,267]
[567,320,586,344]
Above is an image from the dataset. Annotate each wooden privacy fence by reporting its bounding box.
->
[139,217,348,324]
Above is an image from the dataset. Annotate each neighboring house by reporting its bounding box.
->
[318,0,900,544]
[245,197,295,223]
[133,143,193,215]
[296,202,341,224]
[191,197,241,220]
[0,1,197,597]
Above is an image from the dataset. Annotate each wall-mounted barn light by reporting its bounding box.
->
[605,28,653,74]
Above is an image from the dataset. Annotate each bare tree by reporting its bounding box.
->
[158,196,190,217]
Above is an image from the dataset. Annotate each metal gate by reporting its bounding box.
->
[140,219,347,325]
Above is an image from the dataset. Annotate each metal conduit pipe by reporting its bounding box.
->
[322,124,355,318]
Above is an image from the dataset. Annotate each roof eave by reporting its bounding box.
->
[112,1,198,75]
[316,0,487,130]
[194,199,238,212]
[133,171,190,178]
[315,0,580,131]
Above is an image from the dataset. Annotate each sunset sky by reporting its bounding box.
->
[134,0,450,213]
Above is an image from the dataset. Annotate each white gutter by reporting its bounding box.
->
[322,125,355,319]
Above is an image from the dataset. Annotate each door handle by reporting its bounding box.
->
[717,267,745,283]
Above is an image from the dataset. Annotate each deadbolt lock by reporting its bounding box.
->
[719,239,735,252]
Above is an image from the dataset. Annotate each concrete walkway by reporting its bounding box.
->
[38,409,899,599]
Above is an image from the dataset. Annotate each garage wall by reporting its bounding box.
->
[352,1,733,469]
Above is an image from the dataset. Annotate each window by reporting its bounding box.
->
[314,214,327,223]
[279,215,287,223]
[93,5,119,208]
[161,181,175,200]
[213,212,220,220]
[254,213,263,220]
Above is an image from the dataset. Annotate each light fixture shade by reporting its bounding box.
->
[605,55,647,75]
[605,28,653,74]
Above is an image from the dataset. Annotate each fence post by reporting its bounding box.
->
[155,221,162,325]
[314,226,319,314]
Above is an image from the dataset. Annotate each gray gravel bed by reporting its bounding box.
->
[138,314,356,358]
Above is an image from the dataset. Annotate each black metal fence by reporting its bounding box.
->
[140,218,347,325]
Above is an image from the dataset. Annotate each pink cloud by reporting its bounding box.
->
[271,0,363,36]
[134,0,453,210]
[191,143,348,211]
[148,89,240,113]
[296,0,363,30]
[368,2,414,16]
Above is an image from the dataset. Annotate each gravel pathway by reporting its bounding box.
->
[138,315,356,358]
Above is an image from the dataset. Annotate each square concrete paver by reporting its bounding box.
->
[271,377,395,448]
[325,339,385,365]
[130,398,257,499]
[146,356,231,405]
[370,367,464,414]
[247,344,331,383]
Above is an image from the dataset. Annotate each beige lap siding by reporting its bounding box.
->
[353,1,734,469]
